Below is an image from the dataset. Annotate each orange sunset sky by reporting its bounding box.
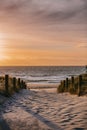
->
[0,0,87,66]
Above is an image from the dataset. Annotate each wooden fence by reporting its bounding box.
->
[57,74,87,96]
[0,75,27,96]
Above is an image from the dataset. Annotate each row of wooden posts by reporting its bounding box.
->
[59,75,85,96]
[5,75,27,96]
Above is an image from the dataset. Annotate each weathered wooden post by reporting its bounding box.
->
[5,74,9,95]
[66,78,69,92]
[23,81,25,89]
[13,77,16,91]
[18,78,21,89]
[78,75,82,96]
[71,76,74,88]
[60,81,63,87]
[24,82,27,89]
[85,65,87,73]
[23,81,27,89]
[21,80,24,89]
[62,80,65,92]
[59,81,63,92]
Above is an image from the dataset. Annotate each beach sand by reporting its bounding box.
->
[0,89,87,130]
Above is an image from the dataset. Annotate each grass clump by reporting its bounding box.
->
[0,75,27,97]
[57,73,87,96]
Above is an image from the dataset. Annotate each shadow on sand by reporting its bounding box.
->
[0,117,11,130]
[22,106,63,130]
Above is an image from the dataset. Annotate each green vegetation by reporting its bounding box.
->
[57,74,87,96]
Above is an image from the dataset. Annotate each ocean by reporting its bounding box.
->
[0,66,86,88]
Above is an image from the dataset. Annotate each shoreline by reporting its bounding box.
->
[27,83,58,89]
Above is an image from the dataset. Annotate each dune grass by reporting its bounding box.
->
[0,75,26,97]
[57,73,87,96]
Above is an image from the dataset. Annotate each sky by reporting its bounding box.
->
[0,0,87,66]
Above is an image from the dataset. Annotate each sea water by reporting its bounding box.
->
[0,66,85,88]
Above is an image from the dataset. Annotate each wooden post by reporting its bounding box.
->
[22,81,24,89]
[63,80,65,92]
[78,75,82,96]
[5,75,9,95]
[63,80,65,87]
[24,82,27,89]
[13,77,16,91]
[61,81,63,87]
[59,81,63,92]
[21,80,24,89]
[85,65,87,73]
[66,78,68,91]
[71,76,74,88]
[18,78,21,88]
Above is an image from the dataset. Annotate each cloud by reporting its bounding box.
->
[0,0,87,47]
[0,0,87,24]
[77,43,87,48]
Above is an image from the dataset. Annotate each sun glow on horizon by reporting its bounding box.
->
[0,33,7,61]
[0,0,87,66]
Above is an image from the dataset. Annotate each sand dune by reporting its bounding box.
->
[0,89,87,130]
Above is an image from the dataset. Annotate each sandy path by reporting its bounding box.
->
[0,89,87,130]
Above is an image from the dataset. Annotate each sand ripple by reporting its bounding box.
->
[0,89,87,130]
